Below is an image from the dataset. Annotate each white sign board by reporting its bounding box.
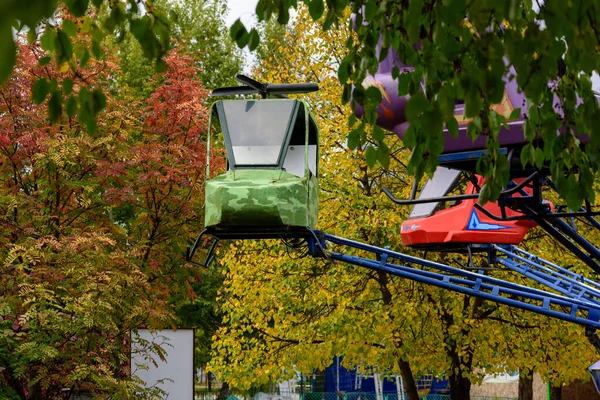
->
[131,329,194,399]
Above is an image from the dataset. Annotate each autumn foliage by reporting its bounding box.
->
[0,42,218,399]
[210,7,600,400]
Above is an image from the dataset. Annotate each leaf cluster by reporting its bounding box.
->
[2,0,172,135]
[232,0,600,209]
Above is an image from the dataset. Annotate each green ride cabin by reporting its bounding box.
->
[205,98,319,237]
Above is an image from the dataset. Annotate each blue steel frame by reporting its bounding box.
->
[491,245,600,305]
[474,198,600,274]
[307,231,600,330]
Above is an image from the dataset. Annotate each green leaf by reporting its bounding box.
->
[32,78,49,104]
[366,86,382,104]
[472,115,482,132]
[478,181,492,204]
[528,104,539,126]
[508,107,521,121]
[476,155,490,176]
[39,56,52,66]
[27,28,37,45]
[404,125,416,148]
[78,86,88,104]
[342,84,351,104]
[308,0,324,20]
[523,119,535,141]
[446,116,458,138]
[565,175,583,211]
[464,85,482,118]
[48,91,63,122]
[534,146,545,169]
[580,166,594,201]
[405,92,429,122]
[364,0,377,21]
[91,24,104,43]
[352,86,365,105]
[65,0,90,17]
[66,96,77,117]
[55,30,73,65]
[520,143,534,168]
[230,19,249,48]
[62,20,77,36]
[48,78,58,92]
[397,72,412,97]
[277,1,290,25]
[155,57,168,73]
[255,0,272,21]
[63,78,73,96]
[406,0,424,42]
[91,40,102,58]
[0,27,15,84]
[90,89,106,114]
[248,29,260,51]
[422,110,443,144]
[348,113,357,127]
[347,128,360,150]
[40,29,57,52]
[338,57,351,83]
[373,126,385,143]
[377,143,390,169]
[467,120,478,140]
[365,145,377,168]
[80,47,90,67]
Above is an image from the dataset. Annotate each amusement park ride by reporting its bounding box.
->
[189,47,600,389]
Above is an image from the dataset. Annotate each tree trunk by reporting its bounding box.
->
[549,383,562,400]
[449,374,471,400]
[398,358,420,400]
[518,369,533,400]
[217,381,231,400]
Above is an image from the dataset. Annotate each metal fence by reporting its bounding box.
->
[423,397,517,400]
[194,392,517,400]
[301,393,517,400]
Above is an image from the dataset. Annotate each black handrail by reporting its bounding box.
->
[381,171,539,206]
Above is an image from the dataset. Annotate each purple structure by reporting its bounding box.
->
[353,46,598,154]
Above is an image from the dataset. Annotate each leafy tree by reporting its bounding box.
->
[212,7,600,400]
[0,34,219,398]
[114,0,243,95]
[230,0,600,208]
[1,0,171,133]
[170,0,244,89]
[0,41,159,399]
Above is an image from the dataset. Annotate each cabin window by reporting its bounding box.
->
[409,167,462,219]
[282,103,318,177]
[222,100,295,166]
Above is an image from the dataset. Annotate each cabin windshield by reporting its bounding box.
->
[409,167,462,219]
[221,100,295,166]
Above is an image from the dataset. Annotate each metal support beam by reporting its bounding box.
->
[492,245,600,305]
[308,231,600,330]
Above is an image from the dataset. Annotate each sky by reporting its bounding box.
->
[225,0,259,28]
[225,0,259,72]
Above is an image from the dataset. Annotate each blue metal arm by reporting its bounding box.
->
[308,231,600,330]
[492,245,600,305]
